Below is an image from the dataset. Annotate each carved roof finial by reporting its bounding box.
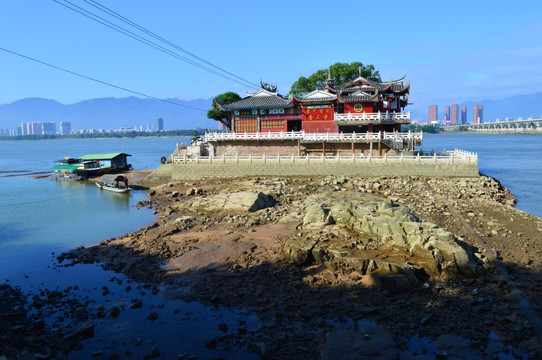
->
[260,80,277,93]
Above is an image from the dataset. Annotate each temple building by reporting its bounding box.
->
[203,72,420,157]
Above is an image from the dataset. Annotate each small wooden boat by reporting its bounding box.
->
[96,182,131,193]
[96,174,131,193]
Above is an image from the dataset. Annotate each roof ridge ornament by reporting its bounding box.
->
[260,80,277,93]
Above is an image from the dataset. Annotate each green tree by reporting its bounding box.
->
[191,130,201,144]
[289,62,381,95]
[207,91,241,130]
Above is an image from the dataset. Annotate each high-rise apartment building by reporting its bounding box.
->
[444,105,451,123]
[428,105,438,124]
[461,106,467,124]
[157,117,164,131]
[473,104,483,124]
[59,121,71,135]
[30,122,43,135]
[451,104,459,124]
[42,122,56,135]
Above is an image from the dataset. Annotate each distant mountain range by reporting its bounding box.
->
[1,91,541,132]
[410,92,542,123]
[0,96,215,131]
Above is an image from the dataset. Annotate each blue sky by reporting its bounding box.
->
[1,0,542,116]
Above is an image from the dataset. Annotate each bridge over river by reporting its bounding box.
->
[442,118,542,133]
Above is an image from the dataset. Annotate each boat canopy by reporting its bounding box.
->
[52,164,81,171]
[101,174,128,183]
[80,153,131,161]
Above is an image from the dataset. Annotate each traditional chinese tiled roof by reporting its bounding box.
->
[338,92,380,103]
[397,81,410,93]
[295,89,337,103]
[217,88,293,110]
[332,76,407,93]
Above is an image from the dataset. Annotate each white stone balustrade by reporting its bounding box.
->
[171,149,477,166]
[333,111,411,124]
[203,130,422,143]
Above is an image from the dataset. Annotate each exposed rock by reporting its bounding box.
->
[61,323,95,343]
[108,306,120,319]
[190,191,275,213]
[281,192,478,289]
[303,204,327,226]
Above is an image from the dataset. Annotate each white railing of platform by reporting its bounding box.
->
[334,111,410,123]
[171,149,477,166]
[203,130,422,143]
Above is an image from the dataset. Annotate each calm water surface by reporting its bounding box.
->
[423,133,542,217]
[0,137,183,269]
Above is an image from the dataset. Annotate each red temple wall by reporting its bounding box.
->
[344,102,374,113]
[301,105,337,132]
[303,106,334,121]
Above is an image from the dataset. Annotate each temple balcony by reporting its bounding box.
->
[203,130,422,144]
[334,111,411,125]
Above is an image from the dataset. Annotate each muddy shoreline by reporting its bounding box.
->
[3,174,542,359]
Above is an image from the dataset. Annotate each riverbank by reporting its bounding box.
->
[24,174,535,359]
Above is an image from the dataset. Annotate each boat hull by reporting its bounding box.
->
[96,182,131,193]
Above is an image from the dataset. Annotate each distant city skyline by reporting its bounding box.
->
[2,120,165,137]
[1,1,542,117]
[426,103,484,124]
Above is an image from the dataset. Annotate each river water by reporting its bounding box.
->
[422,133,542,217]
[0,134,538,359]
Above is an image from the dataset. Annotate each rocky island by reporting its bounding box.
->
[3,174,542,359]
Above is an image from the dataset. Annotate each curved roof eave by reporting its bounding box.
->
[337,91,379,103]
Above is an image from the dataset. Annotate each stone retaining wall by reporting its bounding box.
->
[144,162,479,183]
